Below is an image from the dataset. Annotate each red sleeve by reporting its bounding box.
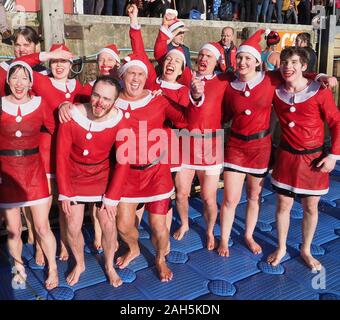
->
[15,52,42,67]
[0,67,6,96]
[222,86,234,123]
[56,121,74,199]
[154,26,172,64]
[75,83,92,103]
[178,67,192,87]
[41,99,56,134]
[103,119,131,205]
[164,97,188,129]
[318,88,340,157]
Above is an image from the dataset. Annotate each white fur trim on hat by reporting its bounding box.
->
[98,48,120,63]
[237,45,261,62]
[118,60,148,78]
[166,49,186,65]
[169,21,185,33]
[200,43,221,61]
[7,61,33,85]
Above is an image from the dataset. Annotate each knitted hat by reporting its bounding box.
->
[98,44,120,63]
[168,19,188,33]
[237,29,265,62]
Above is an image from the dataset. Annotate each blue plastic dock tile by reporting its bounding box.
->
[47,286,74,300]
[74,282,148,300]
[284,254,340,294]
[188,197,204,220]
[320,293,340,300]
[32,253,106,292]
[319,180,340,207]
[0,265,48,300]
[133,263,209,300]
[82,226,104,254]
[258,261,285,275]
[117,268,137,283]
[187,248,260,284]
[28,259,45,270]
[256,221,272,232]
[208,280,236,297]
[166,251,188,264]
[22,243,34,262]
[319,203,340,220]
[194,293,234,300]
[269,212,340,247]
[293,244,325,256]
[234,272,318,300]
[323,238,340,261]
[192,216,221,236]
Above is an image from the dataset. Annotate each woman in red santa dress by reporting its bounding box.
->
[267,46,340,270]
[218,30,338,258]
[0,61,58,290]
[113,54,187,282]
[17,44,84,262]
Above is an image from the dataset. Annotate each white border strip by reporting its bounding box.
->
[271,177,329,195]
[120,188,175,203]
[182,164,223,171]
[223,162,268,174]
[0,196,52,209]
[58,194,102,202]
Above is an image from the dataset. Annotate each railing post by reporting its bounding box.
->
[40,0,65,50]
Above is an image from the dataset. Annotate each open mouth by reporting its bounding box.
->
[100,66,112,74]
[283,70,294,78]
[14,88,25,94]
[165,65,175,75]
[56,67,65,75]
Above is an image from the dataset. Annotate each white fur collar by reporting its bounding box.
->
[1,96,41,116]
[156,77,183,90]
[50,78,76,93]
[71,106,123,132]
[275,81,320,105]
[115,91,154,110]
[231,71,265,91]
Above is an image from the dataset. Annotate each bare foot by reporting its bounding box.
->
[106,268,123,287]
[59,245,69,261]
[217,239,229,257]
[35,247,46,266]
[245,237,262,255]
[93,240,103,253]
[173,225,189,241]
[116,248,140,269]
[155,259,173,282]
[45,268,59,290]
[66,264,85,286]
[206,233,216,251]
[13,264,27,286]
[301,251,322,271]
[267,248,286,266]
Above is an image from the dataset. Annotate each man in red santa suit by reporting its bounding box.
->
[56,76,130,287]
[267,46,340,271]
[113,54,187,282]
[171,41,230,251]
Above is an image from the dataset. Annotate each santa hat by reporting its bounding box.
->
[98,44,120,63]
[49,43,73,62]
[199,42,223,61]
[7,61,33,85]
[237,29,265,62]
[118,54,148,78]
[165,47,186,65]
[168,19,188,33]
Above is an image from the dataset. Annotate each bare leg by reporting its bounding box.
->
[149,213,173,282]
[2,208,27,284]
[218,170,246,256]
[244,175,264,254]
[116,203,140,269]
[197,170,220,250]
[64,203,85,286]
[89,203,103,252]
[97,208,122,287]
[300,196,322,271]
[267,194,294,266]
[173,169,195,240]
[30,202,58,290]
[22,206,45,266]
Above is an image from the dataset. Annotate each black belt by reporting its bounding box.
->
[279,142,324,155]
[182,131,222,139]
[0,147,39,156]
[230,129,270,142]
[130,153,165,170]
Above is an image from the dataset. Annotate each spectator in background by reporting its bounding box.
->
[84,0,105,14]
[0,0,11,45]
[145,0,171,17]
[241,0,257,22]
[267,0,283,23]
[217,26,237,73]
[297,0,311,25]
[262,30,280,71]
[295,32,317,72]
[257,0,270,22]
[175,0,205,19]
[282,0,299,24]
[336,0,340,25]
[103,0,127,15]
